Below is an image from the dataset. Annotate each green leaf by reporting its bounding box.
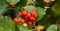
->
[17,25,29,31]
[36,7,47,21]
[46,24,57,31]
[7,0,20,4]
[51,3,60,15]
[0,1,8,15]
[0,16,15,31]
[0,23,11,31]
[23,6,36,12]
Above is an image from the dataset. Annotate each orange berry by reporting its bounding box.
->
[14,18,19,23]
[9,3,16,7]
[20,19,25,24]
[28,21,32,25]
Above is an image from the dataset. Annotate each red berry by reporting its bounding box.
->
[49,1,54,4]
[27,12,31,17]
[43,0,54,5]
[24,16,30,22]
[19,12,23,16]
[48,2,53,4]
[28,21,32,25]
[31,11,37,18]
[22,10,27,16]
[43,1,47,5]
[34,14,37,18]
[20,19,25,24]
[47,15,51,19]
[9,3,15,7]
[14,18,19,23]
[30,16,35,21]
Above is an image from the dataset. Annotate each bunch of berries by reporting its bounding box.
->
[14,10,37,25]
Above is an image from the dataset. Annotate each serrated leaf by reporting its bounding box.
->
[36,7,47,21]
[7,0,20,4]
[17,25,29,31]
[0,16,15,31]
[0,1,8,15]
[23,6,36,12]
[0,24,11,31]
[51,3,60,15]
[5,16,15,31]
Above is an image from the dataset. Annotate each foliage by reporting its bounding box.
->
[51,2,60,15]
[0,16,15,31]
[36,7,47,21]
[17,25,29,31]
[0,1,8,15]
[0,0,60,31]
